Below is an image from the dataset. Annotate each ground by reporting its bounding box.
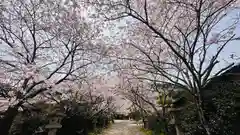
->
[100,120,144,135]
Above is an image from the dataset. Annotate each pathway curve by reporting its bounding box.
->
[100,120,144,135]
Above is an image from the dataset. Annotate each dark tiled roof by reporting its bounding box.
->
[205,64,240,87]
[224,63,240,74]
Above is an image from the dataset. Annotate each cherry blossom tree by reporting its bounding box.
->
[56,77,117,119]
[88,0,240,134]
[118,77,156,113]
[0,0,105,134]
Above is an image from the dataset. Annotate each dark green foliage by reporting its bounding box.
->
[171,79,240,135]
[145,115,158,130]
[152,120,166,134]
[9,110,48,135]
[7,99,113,135]
[113,113,128,120]
[176,104,203,135]
[57,100,112,135]
[57,114,95,135]
[128,110,142,121]
[141,115,171,135]
[202,80,240,135]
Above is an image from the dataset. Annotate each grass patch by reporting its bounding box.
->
[88,128,103,135]
[139,128,165,135]
[140,127,153,135]
[88,122,113,135]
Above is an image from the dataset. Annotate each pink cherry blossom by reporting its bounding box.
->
[7,91,15,97]
[207,33,220,44]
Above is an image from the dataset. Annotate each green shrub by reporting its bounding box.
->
[10,110,48,135]
[88,128,103,135]
[140,127,166,135]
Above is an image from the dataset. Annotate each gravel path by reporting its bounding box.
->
[100,120,144,135]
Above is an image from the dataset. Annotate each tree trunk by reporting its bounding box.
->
[141,117,145,128]
[111,118,114,123]
[172,114,183,135]
[175,125,183,135]
[161,106,169,134]
[195,92,211,135]
[197,104,211,135]
[0,106,19,135]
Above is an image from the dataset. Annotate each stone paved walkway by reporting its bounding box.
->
[100,120,144,135]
